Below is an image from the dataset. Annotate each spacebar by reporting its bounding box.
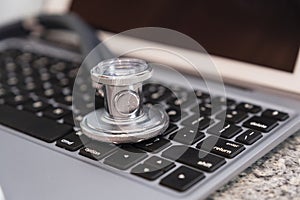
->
[0,105,73,143]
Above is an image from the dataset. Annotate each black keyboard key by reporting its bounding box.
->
[58,77,71,87]
[0,105,73,142]
[211,97,236,107]
[193,90,210,100]
[236,102,262,113]
[143,83,160,95]
[0,88,12,98]
[144,156,175,172]
[166,108,187,122]
[216,109,248,124]
[56,132,89,151]
[235,130,262,145]
[32,56,49,69]
[207,122,242,139]
[262,109,289,121]
[63,114,83,126]
[163,123,178,136]
[23,82,40,92]
[160,166,205,192]
[6,94,30,106]
[63,114,75,125]
[67,68,79,79]
[167,96,193,109]
[17,52,34,63]
[79,141,116,160]
[40,73,54,82]
[162,146,226,172]
[182,115,212,130]
[23,100,50,112]
[131,164,164,181]
[169,127,205,145]
[243,116,278,132]
[34,87,61,98]
[197,136,245,158]
[55,95,73,106]
[135,137,171,152]
[145,85,172,102]
[191,103,221,116]
[0,88,6,98]
[50,62,68,73]
[43,107,71,120]
[104,147,147,170]
[6,77,19,86]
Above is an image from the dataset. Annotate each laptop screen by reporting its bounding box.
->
[70,0,300,73]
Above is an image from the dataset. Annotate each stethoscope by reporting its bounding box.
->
[0,13,169,144]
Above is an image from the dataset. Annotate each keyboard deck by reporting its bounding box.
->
[0,49,292,194]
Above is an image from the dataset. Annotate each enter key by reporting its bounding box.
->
[197,136,245,158]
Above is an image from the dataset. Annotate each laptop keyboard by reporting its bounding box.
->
[0,49,291,193]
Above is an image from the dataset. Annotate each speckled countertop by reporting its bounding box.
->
[208,131,300,200]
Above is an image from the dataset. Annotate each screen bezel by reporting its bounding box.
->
[43,0,300,94]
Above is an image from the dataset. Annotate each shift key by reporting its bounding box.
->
[197,136,245,158]
[0,105,73,142]
[162,145,226,172]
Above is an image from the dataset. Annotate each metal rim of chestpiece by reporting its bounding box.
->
[91,58,153,86]
[80,58,169,144]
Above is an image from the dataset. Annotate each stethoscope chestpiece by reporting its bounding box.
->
[80,58,169,144]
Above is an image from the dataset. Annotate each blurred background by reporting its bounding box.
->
[0,0,44,25]
[0,0,299,72]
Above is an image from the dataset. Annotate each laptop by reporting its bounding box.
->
[0,0,299,199]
